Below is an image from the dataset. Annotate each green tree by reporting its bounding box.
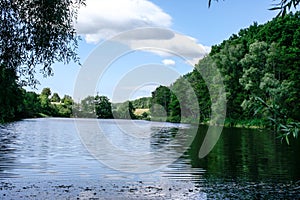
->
[212,43,247,121]
[41,88,51,97]
[61,95,74,106]
[168,93,181,123]
[0,0,84,85]
[113,101,136,119]
[150,86,171,118]
[55,104,72,117]
[95,95,113,119]
[51,93,61,103]
[79,95,95,118]
[39,94,51,116]
[155,12,299,142]
[21,90,41,118]
[0,0,85,122]
[128,101,136,119]
[165,73,200,123]
[50,94,74,117]
[0,66,23,122]
[239,41,270,105]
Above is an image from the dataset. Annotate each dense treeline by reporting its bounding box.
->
[0,86,76,122]
[0,87,122,121]
[131,97,151,109]
[151,12,300,141]
[14,88,74,121]
[0,84,150,122]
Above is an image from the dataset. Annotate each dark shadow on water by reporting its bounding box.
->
[186,125,300,183]
[0,124,19,178]
[150,127,178,149]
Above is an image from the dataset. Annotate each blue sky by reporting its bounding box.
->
[27,0,277,102]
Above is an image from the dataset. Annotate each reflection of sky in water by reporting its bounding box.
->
[78,119,194,173]
[1,118,299,187]
[0,118,201,181]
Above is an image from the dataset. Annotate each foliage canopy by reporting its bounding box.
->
[0,0,85,122]
[151,12,300,142]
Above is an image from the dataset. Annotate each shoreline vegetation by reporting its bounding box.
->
[1,12,299,143]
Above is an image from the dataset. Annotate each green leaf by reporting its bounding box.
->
[254,105,263,115]
[285,135,290,145]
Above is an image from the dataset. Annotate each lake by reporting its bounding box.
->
[0,118,299,199]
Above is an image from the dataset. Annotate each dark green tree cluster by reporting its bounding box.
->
[0,0,84,122]
[74,95,113,119]
[150,12,300,141]
[95,95,113,119]
[0,66,23,121]
[211,12,300,128]
[150,69,211,123]
[150,86,172,121]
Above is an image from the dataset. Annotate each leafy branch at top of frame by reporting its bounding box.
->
[208,0,300,17]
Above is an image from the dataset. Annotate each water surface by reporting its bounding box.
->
[0,118,299,199]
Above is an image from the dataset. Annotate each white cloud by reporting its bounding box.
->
[76,0,172,43]
[75,1,211,65]
[116,29,211,64]
[162,59,175,66]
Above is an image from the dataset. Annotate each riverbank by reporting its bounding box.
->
[0,179,204,200]
[1,179,299,199]
[1,115,266,131]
